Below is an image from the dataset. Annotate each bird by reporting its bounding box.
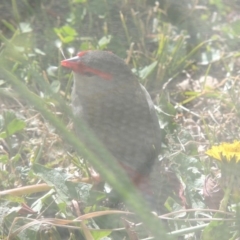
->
[61,50,161,209]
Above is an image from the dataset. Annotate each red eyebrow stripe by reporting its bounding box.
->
[79,62,113,80]
[76,51,112,80]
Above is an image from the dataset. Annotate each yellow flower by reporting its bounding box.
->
[206,141,240,163]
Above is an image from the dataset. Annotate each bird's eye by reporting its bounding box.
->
[83,71,95,77]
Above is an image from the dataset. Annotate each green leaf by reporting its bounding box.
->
[47,66,58,77]
[19,22,32,33]
[80,41,93,50]
[50,80,60,93]
[98,35,112,50]
[0,154,8,163]
[137,61,158,80]
[0,80,5,86]
[0,118,26,138]
[54,25,77,43]
[34,48,45,56]
[32,163,92,204]
[91,229,112,240]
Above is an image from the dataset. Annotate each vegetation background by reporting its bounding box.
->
[1,0,240,239]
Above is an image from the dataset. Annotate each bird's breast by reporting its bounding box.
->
[71,82,160,177]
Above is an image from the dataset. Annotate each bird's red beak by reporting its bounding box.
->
[61,56,80,72]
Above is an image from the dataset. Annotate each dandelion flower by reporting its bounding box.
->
[206,141,240,163]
